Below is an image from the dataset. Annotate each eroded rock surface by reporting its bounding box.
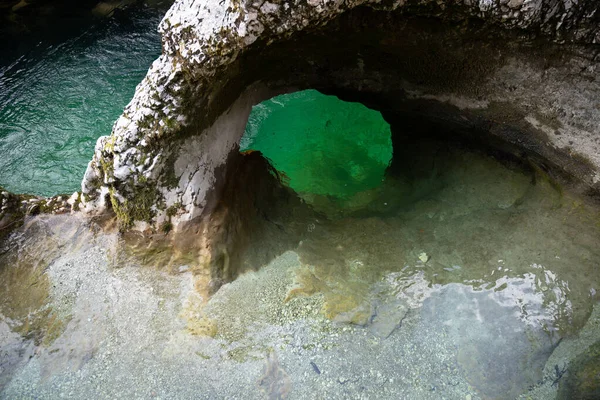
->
[81,0,600,229]
[0,188,76,240]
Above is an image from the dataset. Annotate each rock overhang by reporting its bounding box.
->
[78,0,600,233]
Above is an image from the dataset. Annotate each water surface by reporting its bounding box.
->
[0,8,162,196]
[242,90,392,215]
[1,36,600,400]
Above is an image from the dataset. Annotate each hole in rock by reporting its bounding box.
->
[240,89,393,217]
[2,92,600,400]
[229,88,600,332]
[2,3,600,397]
[166,87,600,398]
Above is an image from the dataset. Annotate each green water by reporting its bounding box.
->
[0,8,162,196]
[241,90,392,208]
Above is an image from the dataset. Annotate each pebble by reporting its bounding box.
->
[178,265,190,273]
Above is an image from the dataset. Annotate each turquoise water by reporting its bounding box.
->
[241,90,392,211]
[0,9,162,196]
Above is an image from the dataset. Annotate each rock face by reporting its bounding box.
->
[558,340,600,399]
[78,0,600,280]
[81,0,600,228]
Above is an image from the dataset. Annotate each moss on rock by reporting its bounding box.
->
[80,0,600,234]
[109,184,163,231]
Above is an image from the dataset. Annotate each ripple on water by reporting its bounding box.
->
[0,9,162,196]
[0,155,599,398]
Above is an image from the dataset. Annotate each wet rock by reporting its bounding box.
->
[0,320,36,390]
[0,187,79,242]
[420,283,559,400]
[332,303,373,326]
[368,299,408,339]
[258,352,291,400]
[0,188,26,240]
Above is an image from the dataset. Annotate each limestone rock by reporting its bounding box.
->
[78,0,600,233]
[369,299,408,339]
[0,187,80,241]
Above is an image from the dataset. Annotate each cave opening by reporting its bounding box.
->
[1,0,600,396]
[210,80,600,331]
[239,89,393,217]
[232,86,547,225]
[209,87,600,398]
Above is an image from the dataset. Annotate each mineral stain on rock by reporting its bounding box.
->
[1,0,600,398]
[258,352,291,400]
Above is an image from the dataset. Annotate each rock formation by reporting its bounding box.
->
[79,0,600,236]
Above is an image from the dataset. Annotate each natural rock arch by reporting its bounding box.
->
[80,0,600,237]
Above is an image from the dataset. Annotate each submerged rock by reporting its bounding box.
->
[368,299,408,339]
[420,283,559,400]
[258,352,291,400]
[0,187,78,241]
[0,189,21,238]
[557,340,600,400]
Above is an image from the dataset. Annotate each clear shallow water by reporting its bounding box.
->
[2,112,600,398]
[1,75,600,398]
[1,150,599,398]
[0,8,162,196]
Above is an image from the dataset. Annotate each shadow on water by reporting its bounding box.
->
[0,137,599,398]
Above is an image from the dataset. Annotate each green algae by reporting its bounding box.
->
[0,224,71,346]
